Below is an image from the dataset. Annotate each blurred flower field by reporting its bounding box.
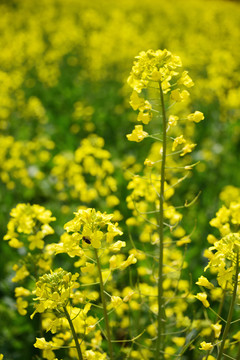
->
[0,0,240,359]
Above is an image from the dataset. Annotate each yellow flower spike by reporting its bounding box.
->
[196,276,214,289]
[195,292,210,308]
[4,203,55,251]
[199,341,213,351]
[126,125,148,142]
[187,111,204,123]
[203,356,216,360]
[31,268,79,318]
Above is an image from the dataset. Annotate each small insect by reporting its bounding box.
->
[82,236,91,244]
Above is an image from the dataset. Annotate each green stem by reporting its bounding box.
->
[205,289,226,360]
[63,306,83,360]
[155,82,167,360]
[94,248,114,360]
[217,252,239,360]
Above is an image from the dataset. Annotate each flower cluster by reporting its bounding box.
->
[31,268,79,318]
[64,208,122,249]
[0,135,54,190]
[194,187,240,358]
[126,49,204,149]
[4,203,55,250]
[51,134,119,213]
[4,204,55,317]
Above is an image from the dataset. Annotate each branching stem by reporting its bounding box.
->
[94,248,114,360]
[155,82,167,359]
[63,306,83,360]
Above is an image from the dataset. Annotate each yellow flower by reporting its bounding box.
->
[171,89,189,102]
[178,71,194,88]
[233,330,240,341]
[81,262,95,273]
[34,338,53,350]
[199,341,213,351]
[12,264,30,282]
[211,322,222,338]
[16,297,28,316]
[188,111,204,123]
[126,125,148,142]
[164,346,176,359]
[168,115,179,126]
[14,287,31,297]
[172,337,185,346]
[119,254,137,270]
[196,276,214,289]
[137,110,152,124]
[109,240,126,252]
[176,236,191,246]
[172,135,186,151]
[106,195,120,207]
[180,143,196,156]
[195,292,210,308]
[129,91,145,110]
[110,296,123,309]
[144,158,154,167]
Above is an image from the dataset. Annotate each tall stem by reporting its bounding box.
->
[63,306,83,360]
[94,248,114,360]
[155,82,167,359]
[217,251,239,360]
[205,288,226,360]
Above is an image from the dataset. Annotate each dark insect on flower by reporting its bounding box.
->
[82,236,91,244]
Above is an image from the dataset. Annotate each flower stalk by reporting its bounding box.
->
[94,248,114,360]
[63,306,83,360]
[155,82,167,359]
[217,251,239,360]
